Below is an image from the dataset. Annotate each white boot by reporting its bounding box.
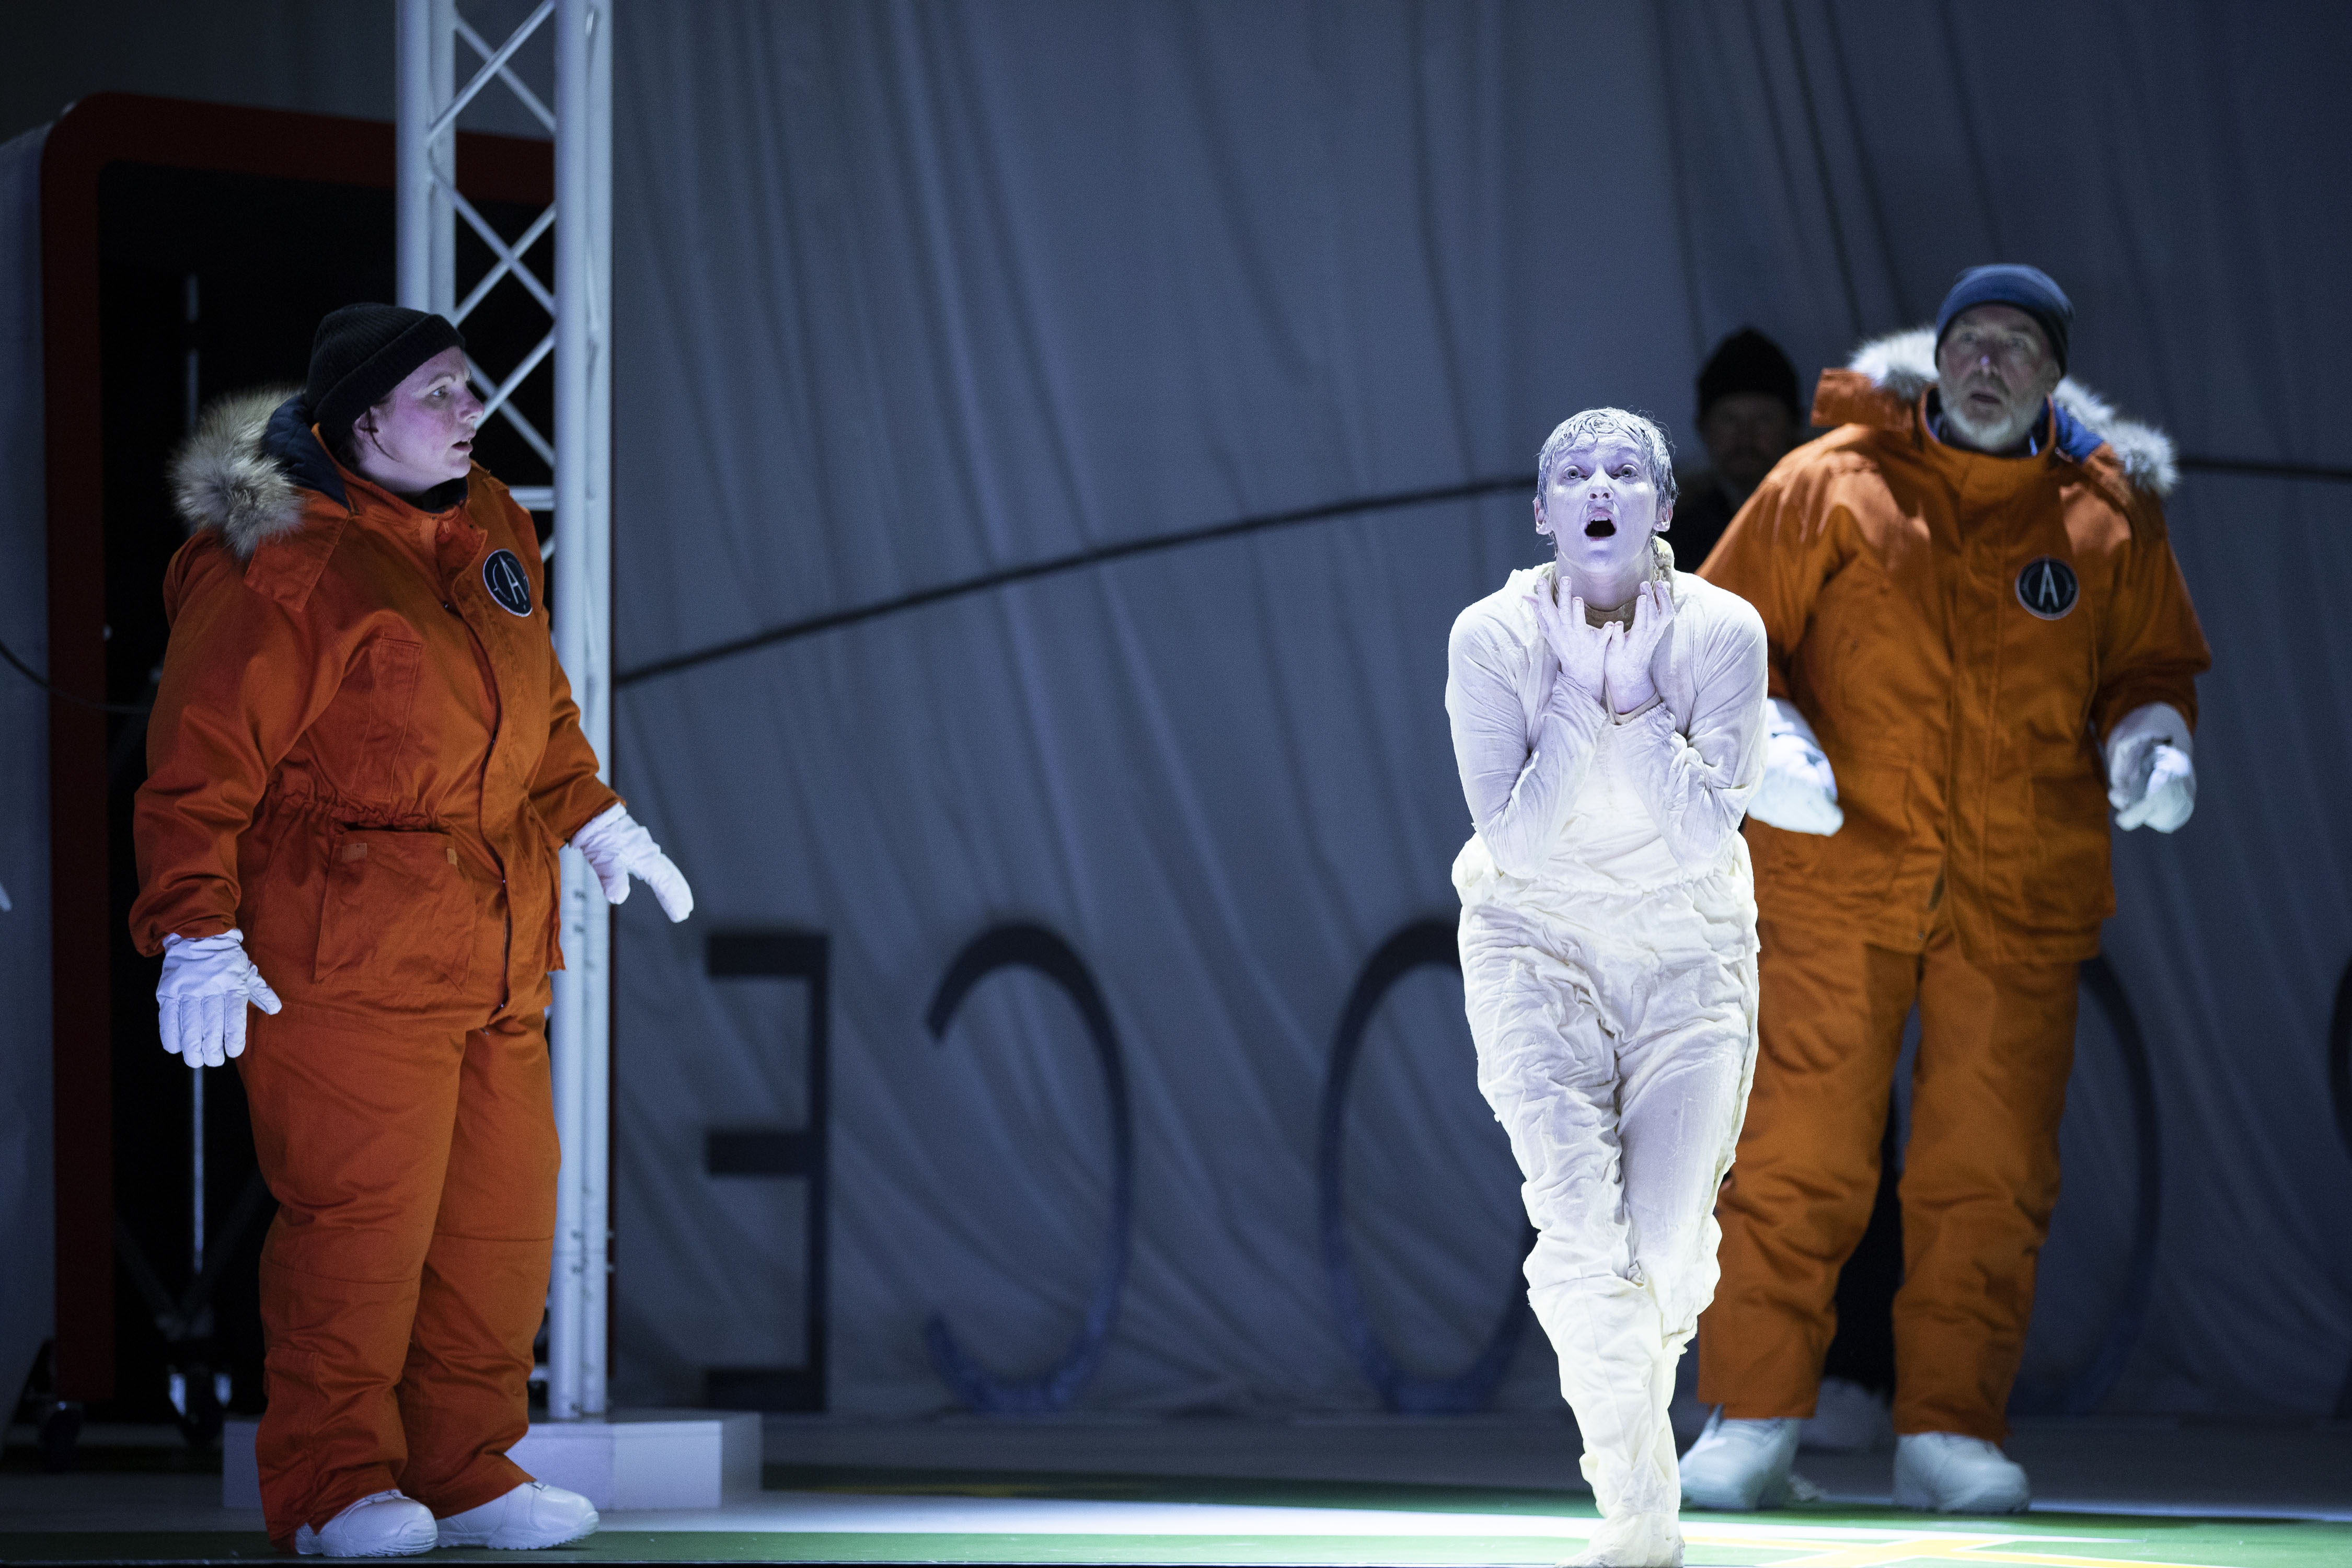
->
[292,1490,438,1558]
[1893,1432,2031,1514]
[435,1481,601,1549]
[1678,1409,1818,1510]
[1563,1509,1685,1566]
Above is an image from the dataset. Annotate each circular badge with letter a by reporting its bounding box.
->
[2015,556,2079,620]
[482,548,534,617]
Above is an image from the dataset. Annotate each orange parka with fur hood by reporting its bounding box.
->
[130,389,619,1022]
[1699,331,2210,965]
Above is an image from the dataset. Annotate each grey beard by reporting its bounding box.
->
[1938,384,2042,453]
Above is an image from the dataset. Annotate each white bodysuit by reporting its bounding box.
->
[1446,543,1768,1527]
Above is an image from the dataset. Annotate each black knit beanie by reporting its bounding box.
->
[305,304,466,446]
[1697,328,1803,423]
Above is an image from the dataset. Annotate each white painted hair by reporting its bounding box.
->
[1535,407,1679,509]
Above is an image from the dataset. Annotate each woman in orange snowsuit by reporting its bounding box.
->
[130,306,690,1557]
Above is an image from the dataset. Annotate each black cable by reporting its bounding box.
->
[615,472,1538,689]
[7,451,2290,710]
[0,455,2305,708]
[0,633,152,715]
[614,447,2352,691]
[2176,455,2352,484]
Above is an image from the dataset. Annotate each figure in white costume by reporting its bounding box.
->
[1447,409,1769,1567]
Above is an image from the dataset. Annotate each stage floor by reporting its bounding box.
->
[3,1414,2346,1565]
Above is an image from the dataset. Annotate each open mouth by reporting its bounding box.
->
[1584,518,1616,538]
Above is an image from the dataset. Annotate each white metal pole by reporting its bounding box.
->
[395,0,432,310]
[395,0,456,314]
[580,0,615,1417]
[549,0,614,1422]
[429,7,456,313]
[401,0,605,1422]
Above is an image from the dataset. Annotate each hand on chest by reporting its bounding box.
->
[1519,603,1698,731]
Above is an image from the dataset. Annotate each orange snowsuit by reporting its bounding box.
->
[1695,334,2209,1440]
[130,390,618,1542]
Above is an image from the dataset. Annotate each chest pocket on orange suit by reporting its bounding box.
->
[328,636,425,801]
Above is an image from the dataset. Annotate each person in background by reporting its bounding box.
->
[1684,266,2208,1514]
[131,305,695,1558]
[1673,328,1805,570]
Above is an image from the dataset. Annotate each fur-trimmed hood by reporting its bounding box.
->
[169,388,351,561]
[1841,328,2176,497]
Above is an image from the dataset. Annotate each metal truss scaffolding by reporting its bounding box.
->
[395,0,615,1422]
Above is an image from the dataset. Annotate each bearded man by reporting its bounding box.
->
[1681,266,2210,1513]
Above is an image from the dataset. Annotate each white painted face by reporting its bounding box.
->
[352,346,486,493]
[1534,431,1668,581]
[1935,304,2062,454]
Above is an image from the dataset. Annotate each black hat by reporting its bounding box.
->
[1934,264,2072,375]
[305,304,466,444]
[1697,328,1802,422]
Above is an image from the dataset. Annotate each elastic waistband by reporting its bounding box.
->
[1530,857,1745,899]
[1456,833,1750,906]
[259,791,516,842]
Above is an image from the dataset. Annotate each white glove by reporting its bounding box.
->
[157,928,283,1068]
[1602,580,1676,716]
[571,803,695,921]
[1527,581,1613,706]
[2105,702,2196,833]
[1747,696,1844,835]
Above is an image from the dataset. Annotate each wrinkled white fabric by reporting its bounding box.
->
[1569,1507,1686,1567]
[1445,553,1767,1521]
[1747,697,1843,836]
[2104,701,2196,834]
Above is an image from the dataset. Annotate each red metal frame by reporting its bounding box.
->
[41,93,550,1400]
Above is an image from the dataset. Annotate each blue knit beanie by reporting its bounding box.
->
[1934,264,2072,374]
